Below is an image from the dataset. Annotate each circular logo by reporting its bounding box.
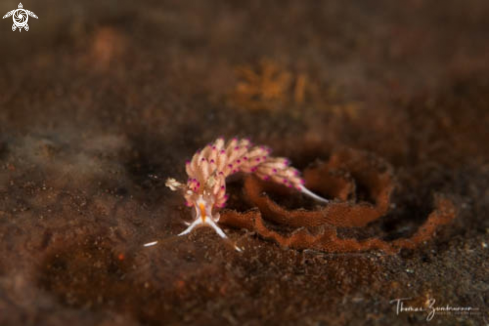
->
[13,9,28,27]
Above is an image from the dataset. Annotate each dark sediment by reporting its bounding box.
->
[0,1,488,325]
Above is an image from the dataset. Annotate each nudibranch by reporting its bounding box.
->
[165,137,328,251]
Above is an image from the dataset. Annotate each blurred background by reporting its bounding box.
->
[0,0,488,325]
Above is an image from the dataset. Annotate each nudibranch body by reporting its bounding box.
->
[165,137,328,250]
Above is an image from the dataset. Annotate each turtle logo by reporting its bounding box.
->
[3,3,38,32]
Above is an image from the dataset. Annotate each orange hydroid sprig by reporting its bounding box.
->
[164,137,328,251]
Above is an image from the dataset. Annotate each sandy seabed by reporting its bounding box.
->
[0,1,488,325]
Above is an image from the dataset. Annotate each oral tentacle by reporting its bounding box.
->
[178,209,242,251]
[205,216,228,239]
[205,217,242,252]
[178,218,203,236]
